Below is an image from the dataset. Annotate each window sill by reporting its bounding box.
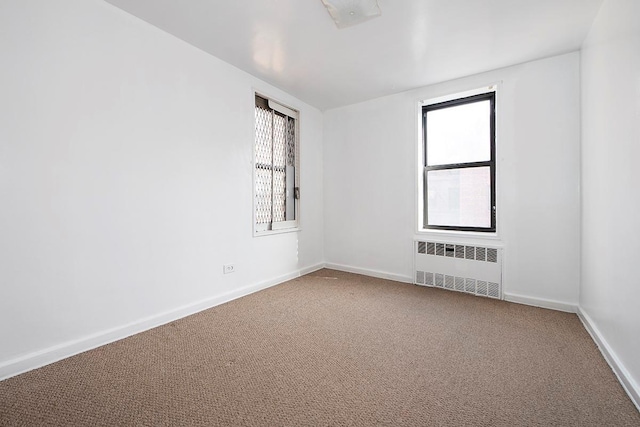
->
[254,227,301,237]
[415,229,503,248]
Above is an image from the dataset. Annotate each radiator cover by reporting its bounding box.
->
[414,240,503,299]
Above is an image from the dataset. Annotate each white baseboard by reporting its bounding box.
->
[0,263,324,382]
[299,263,326,276]
[577,307,640,412]
[503,292,577,313]
[324,263,413,284]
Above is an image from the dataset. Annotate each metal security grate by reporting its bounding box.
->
[476,247,486,262]
[286,116,296,167]
[455,245,465,258]
[255,105,273,225]
[418,242,426,254]
[272,114,287,222]
[255,95,298,230]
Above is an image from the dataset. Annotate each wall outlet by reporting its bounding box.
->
[223,264,235,274]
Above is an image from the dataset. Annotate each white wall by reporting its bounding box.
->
[7,1,637,402]
[324,53,581,308]
[581,0,640,404]
[0,0,324,377]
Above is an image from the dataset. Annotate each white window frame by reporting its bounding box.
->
[253,92,300,236]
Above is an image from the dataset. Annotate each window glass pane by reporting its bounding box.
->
[427,167,491,228]
[426,100,490,166]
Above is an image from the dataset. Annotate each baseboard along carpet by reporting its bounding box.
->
[1,269,639,426]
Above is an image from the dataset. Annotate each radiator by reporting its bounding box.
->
[414,240,503,299]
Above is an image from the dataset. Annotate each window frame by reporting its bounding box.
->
[253,92,300,236]
[422,91,496,233]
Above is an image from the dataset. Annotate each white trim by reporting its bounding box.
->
[272,220,298,231]
[421,84,498,107]
[252,89,301,237]
[268,99,298,119]
[416,229,501,241]
[413,234,504,249]
[577,308,640,412]
[299,263,326,276]
[254,226,301,237]
[415,82,504,240]
[324,263,413,284]
[503,292,577,313]
[415,98,424,236]
[0,263,325,382]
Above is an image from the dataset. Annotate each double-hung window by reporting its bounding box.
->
[254,94,299,233]
[422,91,496,232]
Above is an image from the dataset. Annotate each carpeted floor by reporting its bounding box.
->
[1,269,639,426]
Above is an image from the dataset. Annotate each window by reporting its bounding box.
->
[254,94,299,233]
[422,91,495,232]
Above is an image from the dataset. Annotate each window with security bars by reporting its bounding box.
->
[254,94,299,233]
[422,91,496,232]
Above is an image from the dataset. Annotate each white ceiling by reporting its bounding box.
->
[104,0,603,110]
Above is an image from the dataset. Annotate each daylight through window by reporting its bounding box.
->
[254,94,299,233]
[422,91,496,232]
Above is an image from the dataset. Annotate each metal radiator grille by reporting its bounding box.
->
[416,241,499,264]
[415,240,502,300]
[427,242,435,255]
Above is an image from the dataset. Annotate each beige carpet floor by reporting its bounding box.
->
[1,269,639,426]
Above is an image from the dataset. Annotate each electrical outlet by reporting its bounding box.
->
[223,264,235,274]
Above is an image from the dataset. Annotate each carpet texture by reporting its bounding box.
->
[1,269,639,426]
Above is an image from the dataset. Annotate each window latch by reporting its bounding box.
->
[294,187,300,199]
